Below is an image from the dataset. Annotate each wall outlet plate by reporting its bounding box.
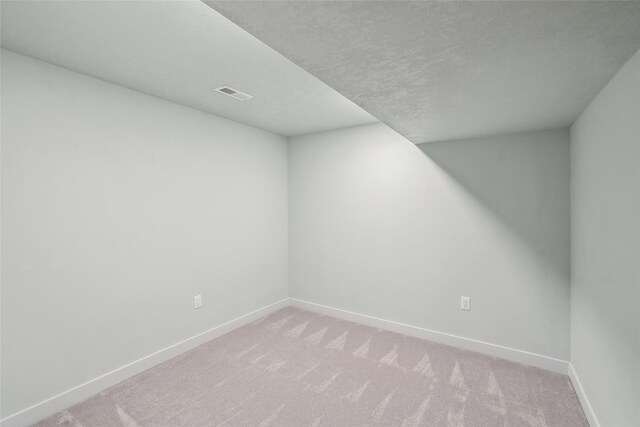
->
[194,294,202,309]
[461,296,471,311]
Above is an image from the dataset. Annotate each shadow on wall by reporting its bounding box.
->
[417,129,570,281]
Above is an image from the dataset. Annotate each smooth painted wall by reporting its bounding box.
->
[288,124,570,360]
[0,50,288,417]
[570,49,640,427]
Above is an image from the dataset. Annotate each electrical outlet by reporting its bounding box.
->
[194,294,202,309]
[461,296,471,311]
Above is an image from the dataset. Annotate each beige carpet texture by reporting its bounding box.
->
[34,307,588,427]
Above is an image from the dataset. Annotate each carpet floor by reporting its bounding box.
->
[34,307,588,427]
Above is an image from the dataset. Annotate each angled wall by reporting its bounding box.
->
[570,49,640,427]
[288,124,570,361]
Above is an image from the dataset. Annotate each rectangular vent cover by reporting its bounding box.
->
[215,86,253,101]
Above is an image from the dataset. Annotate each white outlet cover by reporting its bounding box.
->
[194,294,202,309]
[461,296,471,311]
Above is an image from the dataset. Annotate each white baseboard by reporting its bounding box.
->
[2,297,576,426]
[289,298,569,374]
[568,363,600,427]
[0,298,289,427]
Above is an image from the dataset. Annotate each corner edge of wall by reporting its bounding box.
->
[568,363,601,427]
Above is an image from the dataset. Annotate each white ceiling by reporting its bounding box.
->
[207,1,640,144]
[0,1,376,137]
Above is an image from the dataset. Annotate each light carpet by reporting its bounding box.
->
[34,307,588,426]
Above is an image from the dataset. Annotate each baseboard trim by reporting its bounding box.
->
[568,363,600,427]
[289,298,569,374]
[3,297,576,426]
[0,298,289,427]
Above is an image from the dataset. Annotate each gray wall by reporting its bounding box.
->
[0,51,289,416]
[570,49,640,427]
[288,124,570,360]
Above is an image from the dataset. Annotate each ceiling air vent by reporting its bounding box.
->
[214,86,253,101]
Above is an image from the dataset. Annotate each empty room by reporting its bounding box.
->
[1,1,638,426]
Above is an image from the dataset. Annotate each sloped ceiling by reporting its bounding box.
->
[207,1,640,143]
[1,1,376,137]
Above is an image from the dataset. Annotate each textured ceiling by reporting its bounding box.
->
[0,1,376,137]
[207,1,640,144]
